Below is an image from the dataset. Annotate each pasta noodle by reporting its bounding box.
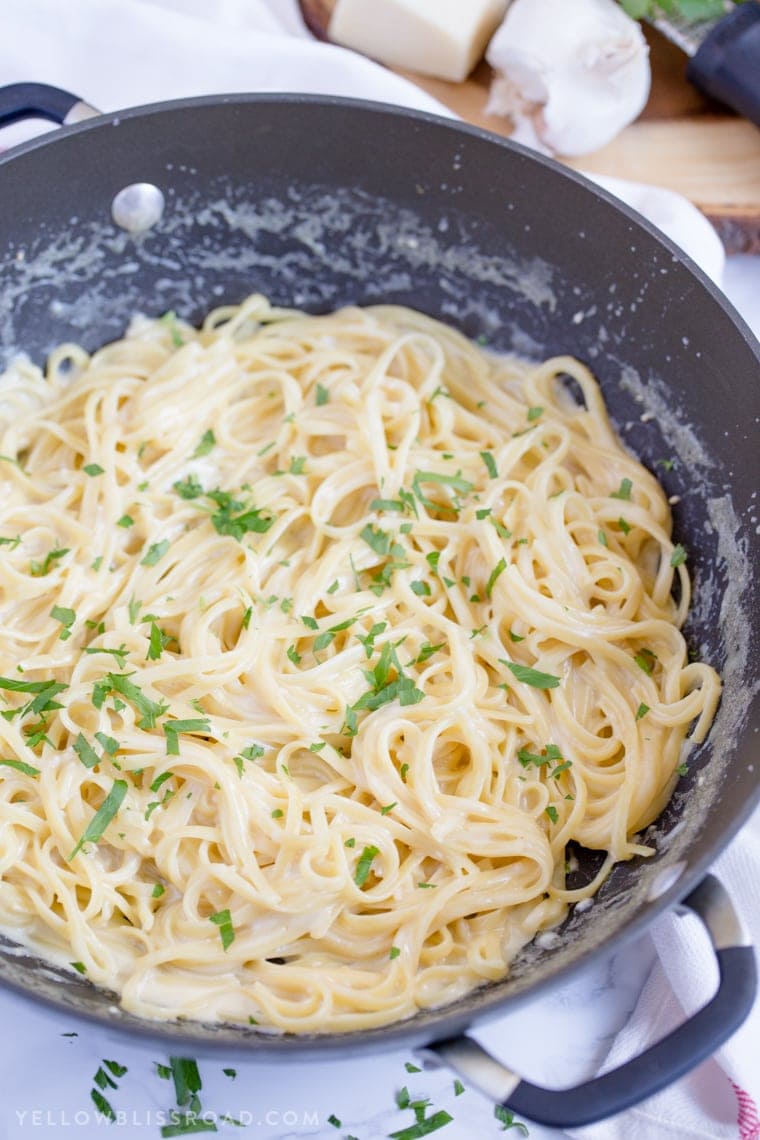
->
[0,296,720,1032]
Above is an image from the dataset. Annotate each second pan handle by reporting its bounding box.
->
[0,83,98,129]
[420,875,756,1128]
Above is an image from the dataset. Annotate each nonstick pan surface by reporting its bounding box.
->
[0,92,757,1124]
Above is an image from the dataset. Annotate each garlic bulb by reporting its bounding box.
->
[486,0,651,157]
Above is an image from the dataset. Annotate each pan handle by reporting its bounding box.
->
[0,83,99,128]
[420,874,756,1128]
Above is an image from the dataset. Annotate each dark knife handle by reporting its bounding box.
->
[688,2,760,126]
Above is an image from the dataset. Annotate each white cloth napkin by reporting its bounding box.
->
[1,3,756,1137]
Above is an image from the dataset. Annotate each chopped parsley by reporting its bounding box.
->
[670,544,687,567]
[636,702,650,720]
[390,946,401,960]
[545,805,559,823]
[163,718,211,756]
[518,743,563,769]
[527,406,544,421]
[69,779,128,859]
[192,430,215,458]
[84,644,129,668]
[73,733,100,769]
[480,451,498,478]
[354,845,380,888]
[83,463,105,477]
[617,517,632,535]
[30,546,69,577]
[502,661,560,689]
[141,539,170,567]
[494,1105,530,1134]
[117,514,135,528]
[634,648,658,675]
[160,310,185,348]
[209,909,235,951]
[207,488,273,541]
[412,469,473,514]
[0,757,41,777]
[173,474,204,500]
[50,604,76,640]
[486,557,507,597]
[147,621,172,661]
[611,477,633,501]
[93,673,168,728]
[152,883,166,899]
[315,383,329,406]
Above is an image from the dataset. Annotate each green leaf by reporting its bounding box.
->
[315,383,329,406]
[192,430,215,459]
[360,523,392,557]
[527,406,544,422]
[90,1089,116,1122]
[83,463,105,477]
[494,1103,530,1134]
[30,547,70,577]
[210,496,273,540]
[517,743,563,768]
[117,513,134,528]
[389,1110,454,1139]
[51,605,76,637]
[610,477,633,501]
[634,648,657,675]
[486,557,507,597]
[69,779,128,859]
[209,908,235,951]
[618,0,652,17]
[0,757,41,777]
[502,661,560,689]
[163,718,211,756]
[147,621,172,661]
[173,474,204,500]
[94,672,168,728]
[141,539,170,567]
[73,733,100,769]
[670,544,687,567]
[370,498,405,512]
[480,451,498,478]
[354,845,379,887]
[169,1057,202,1107]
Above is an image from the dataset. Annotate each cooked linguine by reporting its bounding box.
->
[0,296,720,1031]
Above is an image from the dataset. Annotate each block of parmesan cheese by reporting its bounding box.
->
[328,0,509,83]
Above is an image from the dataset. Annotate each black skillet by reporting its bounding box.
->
[0,85,757,1129]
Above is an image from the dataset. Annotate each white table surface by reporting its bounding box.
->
[0,259,757,1140]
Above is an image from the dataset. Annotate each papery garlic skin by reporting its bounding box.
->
[486,0,651,156]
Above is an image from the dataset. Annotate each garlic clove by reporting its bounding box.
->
[486,0,651,157]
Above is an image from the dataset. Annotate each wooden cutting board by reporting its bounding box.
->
[300,2,760,253]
